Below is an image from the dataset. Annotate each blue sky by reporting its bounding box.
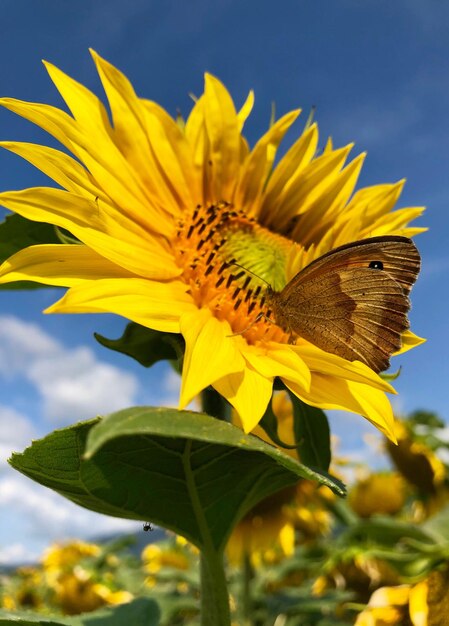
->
[0,0,448,563]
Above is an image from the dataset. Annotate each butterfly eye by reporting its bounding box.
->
[369,260,384,270]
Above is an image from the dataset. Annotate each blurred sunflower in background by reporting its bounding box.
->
[0,50,425,436]
[353,571,449,626]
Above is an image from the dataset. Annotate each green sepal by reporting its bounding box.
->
[380,367,401,381]
[0,214,60,290]
[288,390,331,472]
[258,396,296,450]
[94,323,184,370]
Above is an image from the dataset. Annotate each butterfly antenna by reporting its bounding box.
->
[229,262,271,288]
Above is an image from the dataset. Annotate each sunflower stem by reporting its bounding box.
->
[241,551,254,625]
[200,549,231,626]
[183,432,231,625]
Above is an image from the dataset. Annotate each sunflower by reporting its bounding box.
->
[348,471,407,518]
[226,487,296,567]
[0,51,425,437]
[354,581,428,626]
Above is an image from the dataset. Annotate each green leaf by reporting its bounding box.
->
[408,409,445,429]
[343,516,437,546]
[94,323,184,369]
[0,598,160,625]
[0,611,67,625]
[9,408,345,552]
[422,504,449,543]
[66,598,160,625]
[0,214,60,290]
[288,391,331,472]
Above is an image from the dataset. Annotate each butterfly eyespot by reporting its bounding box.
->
[369,260,384,270]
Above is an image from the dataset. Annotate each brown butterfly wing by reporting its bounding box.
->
[269,236,421,372]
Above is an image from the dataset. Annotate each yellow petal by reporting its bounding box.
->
[179,309,245,407]
[294,152,366,245]
[236,90,255,131]
[395,330,426,355]
[293,344,396,394]
[45,278,195,332]
[213,364,273,433]
[368,207,426,236]
[142,100,201,207]
[203,73,241,201]
[0,142,99,199]
[261,123,319,226]
[243,341,311,392]
[409,581,428,626]
[0,97,174,237]
[91,50,188,217]
[278,521,296,557]
[45,61,173,228]
[233,110,301,216]
[0,244,136,287]
[0,188,180,280]
[185,93,206,165]
[346,181,405,222]
[0,96,82,153]
[280,146,355,232]
[43,60,112,137]
[368,585,411,608]
[286,373,397,442]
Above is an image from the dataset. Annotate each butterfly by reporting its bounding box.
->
[266,235,421,373]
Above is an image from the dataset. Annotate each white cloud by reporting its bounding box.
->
[0,543,38,566]
[0,315,160,565]
[158,367,181,408]
[0,405,36,468]
[0,315,139,424]
[0,315,60,376]
[157,366,200,411]
[28,346,138,422]
[0,473,141,565]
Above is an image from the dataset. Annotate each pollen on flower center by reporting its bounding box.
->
[174,202,291,344]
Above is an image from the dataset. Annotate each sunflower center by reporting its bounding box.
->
[175,202,292,343]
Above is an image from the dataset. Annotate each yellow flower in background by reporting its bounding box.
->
[354,584,413,625]
[231,392,334,550]
[0,51,425,436]
[313,548,400,599]
[292,479,334,540]
[0,595,16,610]
[142,539,198,595]
[354,581,428,626]
[348,472,407,518]
[49,570,132,615]
[42,541,100,572]
[226,487,296,567]
[386,420,446,494]
[142,543,190,575]
[3,566,44,611]
[40,540,132,615]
